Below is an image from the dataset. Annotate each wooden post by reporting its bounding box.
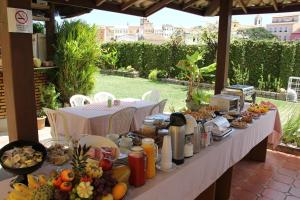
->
[215,166,233,200]
[0,0,38,142]
[245,137,268,162]
[45,3,55,60]
[214,0,232,94]
[195,182,216,200]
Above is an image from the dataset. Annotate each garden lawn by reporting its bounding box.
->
[93,74,300,125]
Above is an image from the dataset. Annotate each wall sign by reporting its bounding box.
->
[7,7,33,33]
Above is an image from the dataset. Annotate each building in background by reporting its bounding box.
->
[266,13,300,41]
[96,18,202,44]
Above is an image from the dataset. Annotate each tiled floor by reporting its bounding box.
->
[231,150,300,200]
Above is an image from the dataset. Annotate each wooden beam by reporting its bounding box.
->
[45,3,55,60]
[144,0,174,16]
[214,0,232,94]
[167,2,204,15]
[231,3,300,15]
[121,0,141,11]
[95,0,106,6]
[237,0,247,13]
[46,0,145,17]
[204,0,220,16]
[0,0,38,142]
[182,0,198,10]
[271,0,278,11]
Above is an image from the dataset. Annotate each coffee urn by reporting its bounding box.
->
[169,112,186,165]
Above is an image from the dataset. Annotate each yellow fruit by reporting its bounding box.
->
[112,165,131,184]
[38,174,47,186]
[27,175,39,189]
[13,183,32,196]
[112,182,127,200]
[7,190,31,200]
[101,194,113,200]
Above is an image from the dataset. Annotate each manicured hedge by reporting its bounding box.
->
[100,40,300,88]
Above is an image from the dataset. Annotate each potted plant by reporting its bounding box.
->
[176,51,216,111]
[37,110,46,130]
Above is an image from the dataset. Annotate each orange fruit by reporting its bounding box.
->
[112,182,127,200]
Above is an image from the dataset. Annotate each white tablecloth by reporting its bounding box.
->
[0,110,279,200]
[57,98,156,138]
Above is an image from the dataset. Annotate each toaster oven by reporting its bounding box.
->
[209,94,240,112]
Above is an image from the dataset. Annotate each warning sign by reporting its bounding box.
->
[7,8,33,33]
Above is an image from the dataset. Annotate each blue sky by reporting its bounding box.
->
[71,7,288,28]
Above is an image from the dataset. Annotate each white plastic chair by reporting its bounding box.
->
[108,107,137,135]
[142,90,160,103]
[43,108,70,140]
[70,94,92,107]
[94,92,116,103]
[149,99,167,115]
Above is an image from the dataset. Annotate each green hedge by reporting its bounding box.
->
[100,40,300,88]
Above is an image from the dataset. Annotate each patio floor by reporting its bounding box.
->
[231,150,300,200]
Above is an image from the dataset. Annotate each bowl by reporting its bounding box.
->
[0,140,47,175]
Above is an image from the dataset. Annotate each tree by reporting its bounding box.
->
[237,27,277,40]
[55,20,100,103]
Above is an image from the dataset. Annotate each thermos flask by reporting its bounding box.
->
[168,112,186,165]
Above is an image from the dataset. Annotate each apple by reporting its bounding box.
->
[99,158,113,171]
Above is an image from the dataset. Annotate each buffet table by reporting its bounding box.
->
[56,98,157,137]
[0,109,280,200]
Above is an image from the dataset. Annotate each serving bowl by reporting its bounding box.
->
[0,140,47,175]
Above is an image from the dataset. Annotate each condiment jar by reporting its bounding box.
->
[128,146,146,187]
[141,138,158,179]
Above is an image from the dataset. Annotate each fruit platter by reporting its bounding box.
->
[5,144,130,200]
[247,103,269,114]
[259,101,277,110]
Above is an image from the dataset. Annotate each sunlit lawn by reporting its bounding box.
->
[93,74,300,125]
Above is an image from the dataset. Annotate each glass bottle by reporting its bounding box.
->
[128,146,146,187]
[141,138,158,179]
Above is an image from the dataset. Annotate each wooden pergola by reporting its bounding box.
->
[0,0,300,142]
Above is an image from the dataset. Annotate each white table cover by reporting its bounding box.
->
[0,110,279,200]
[56,98,156,138]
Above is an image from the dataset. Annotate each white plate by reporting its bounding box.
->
[79,135,120,159]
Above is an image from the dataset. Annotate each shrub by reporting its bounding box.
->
[148,69,158,81]
[101,40,300,91]
[55,20,100,103]
[282,113,300,147]
[40,83,61,110]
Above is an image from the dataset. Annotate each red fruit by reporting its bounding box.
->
[80,176,93,183]
[99,158,113,171]
[52,176,63,188]
[61,169,75,182]
[60,182,72,192]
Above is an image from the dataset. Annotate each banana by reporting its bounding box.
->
[12,183,32,196]
[38,174,47,186]
[27,175,39,189]
[6,190,31,200]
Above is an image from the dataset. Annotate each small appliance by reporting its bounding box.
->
[168,112,186,165]
[222,84,256,111]
[204,116,232,141]
[210,94,240,112]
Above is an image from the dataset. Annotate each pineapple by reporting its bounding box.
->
[71,144,91,177]
[31,185,54,200]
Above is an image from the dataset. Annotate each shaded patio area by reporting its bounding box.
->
[231,150,300,200]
